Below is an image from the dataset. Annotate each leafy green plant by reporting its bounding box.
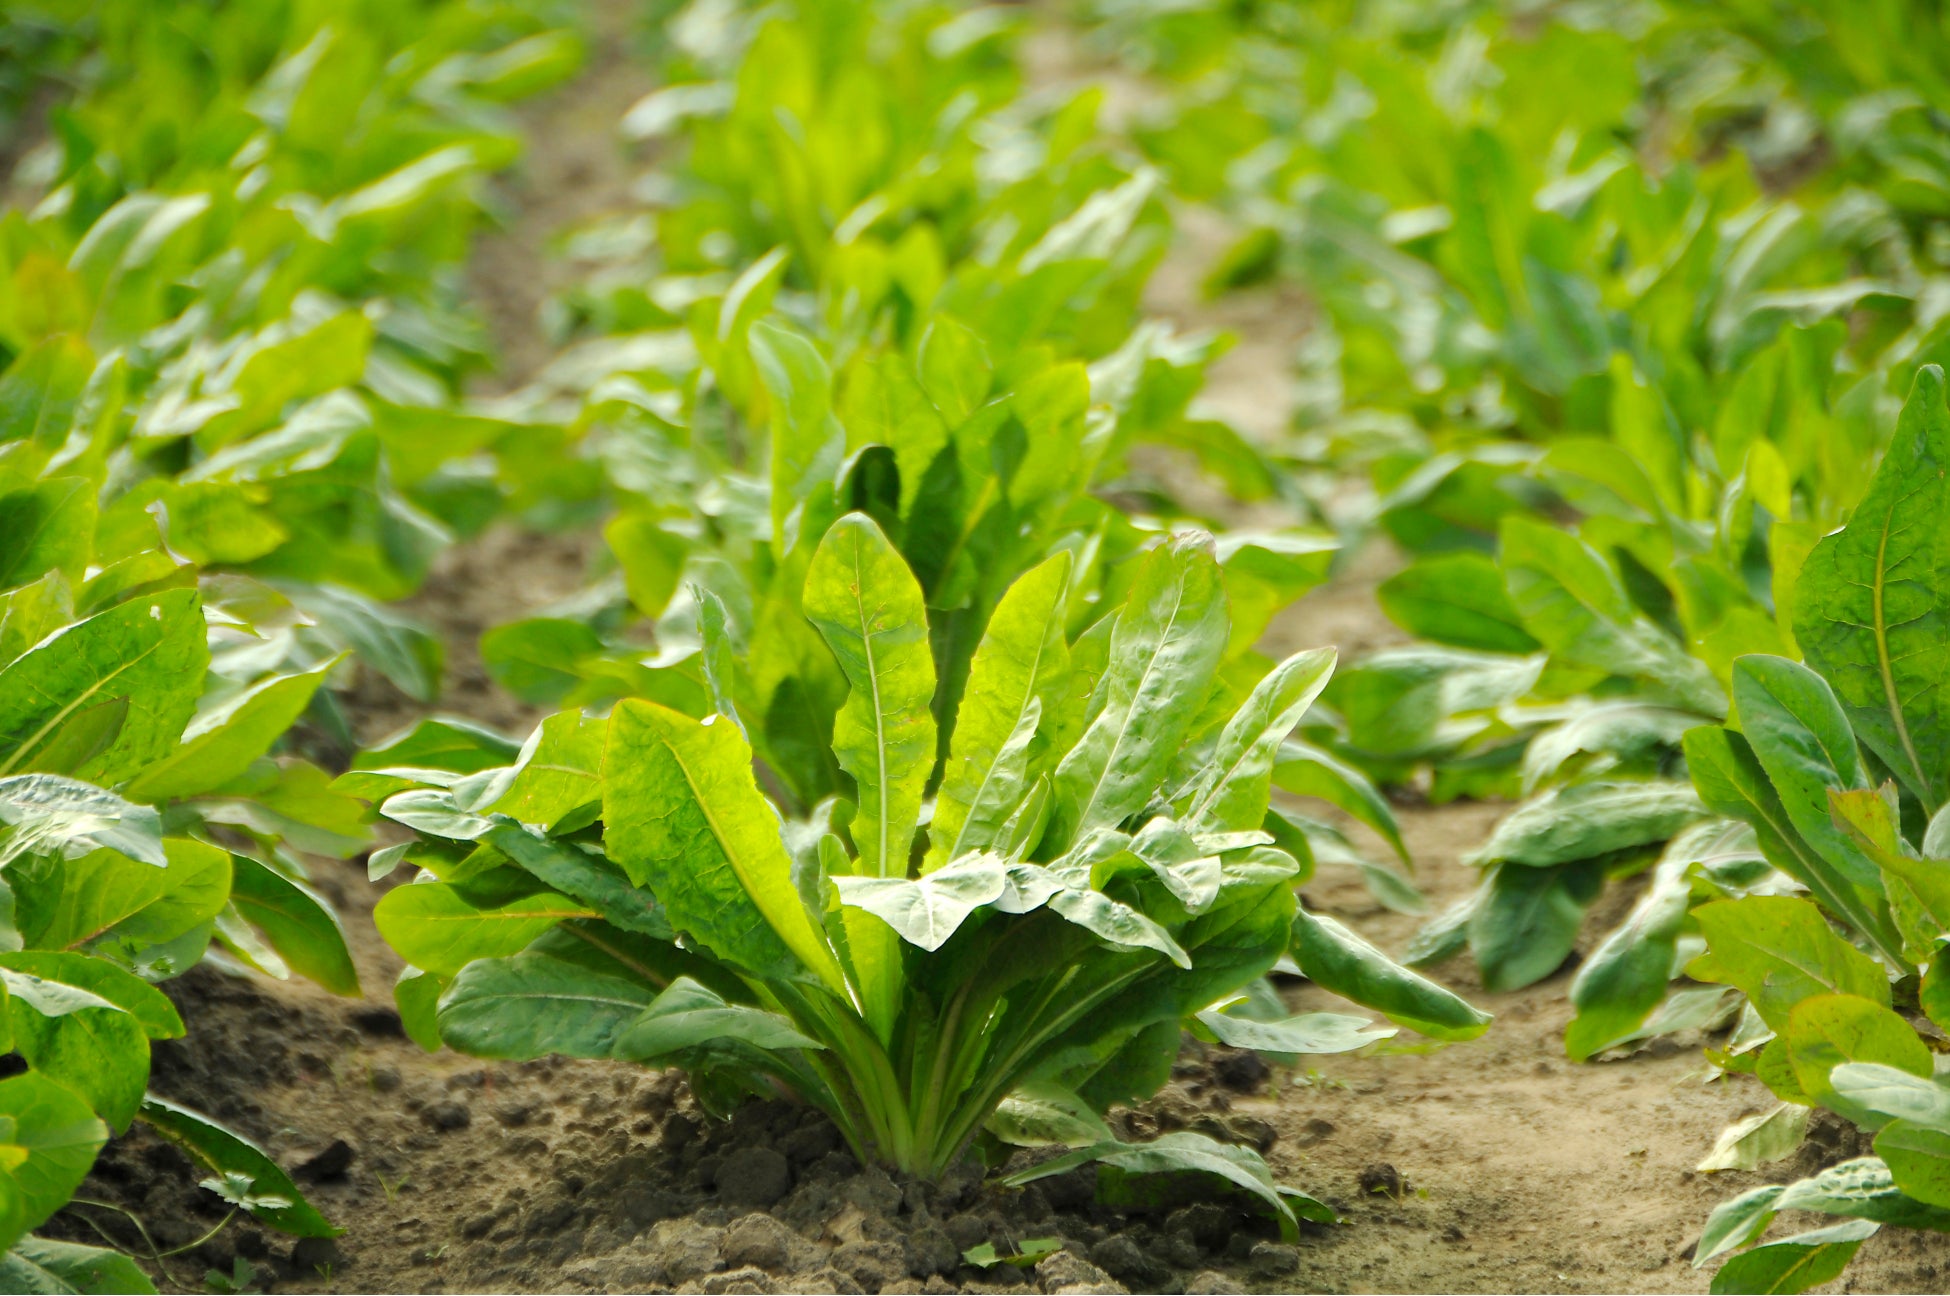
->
[367,517,1484,1210]
[1672,368,1950,1292]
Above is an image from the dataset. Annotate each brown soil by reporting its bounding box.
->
[37,12,1950,1296]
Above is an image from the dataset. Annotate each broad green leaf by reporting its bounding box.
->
[1695,1185,1787,1266]
[1521,702,1700,795]
[1697,1103,1812,1173]
[0,590,206,785]
[1291,909,1490,1040]
[1272,742,1406,864]
[438,951,658,1059]
[614,976,821,1059]
[1785,994,1933,1126]
[1772,1155,1950,1227]
[1,968,147,1130]
[1467,781,1705,869]
[930,552,1072,868]
[228,856,360,997]
[1006,1128,1312,1241]
[466,712,604,832]
[1685,727,1895,953]
[0,1072,105,1253]
[1566,848,1693,1060]
[750,320,844,544]
[1378,552,1539,653]
[479,822,673,940]
[1195,1007,1393,1055]
[352,717,520,774]
[1793,365,1950,809]
[605,513,689,620]
[803,514,937,879]
[990,1083,1117,1149]
[19,838,230,953]
[395,967,444,1053]
[1875,1120,1950,1207]
[1500,516,1724,716]
[1689,897,1889,1030]
[1709,1219,1877,1295]
[0,776,164,870]
[1470,861,1596,993]
[479,618,603,705]
[0,478,94,591]
[833,856,1008,951]
[372,883,593,979]
[0,1236,157,1294]
[1733,656,1880,891]
[837,352,949,517]
[124,662,336,803]
[1047,885,1190,968]
[139,1096,336,1237]
[1829,1064,1950,1132]
[1183,648,1335,834]
[0,953,180,1039]
[1050,534,1228,849]
[604,701,846,993]
[918,316,991,427]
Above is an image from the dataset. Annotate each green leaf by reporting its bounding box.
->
[1695,1185,1787,1266]
[604,701,847,993]
[0,954,180,1039]
[750,320,844,545]
[1697,1103,1812,1173]
[438,951,657,1059]
[1050,534,1228,849]
[1709,1219,1877,1294]
[1793,365,1950,809]
[472,712,604,833]
[228,856,360,997]
[1828,1064,1950,1131]
[0,1236,157,1294]
[614,976,821,1059]
[0,776,165,870]
[1183,648,1335,834]
[1378,552,1539,653]
[989,1083,1117,1148]
[1876,1120,1950,1207]
[1566,847,1694,1060]
[372,883,593,979]
[1470,861,1597,993]
[478,822,673,940]
[1,968,148,1131]
[20,838,230,954]
[1195,1007,1394,1055]
[804,513,937,879]
[138,1096,336,1237]
[1689,897,1889,1030]
[833,856,1007,951]
[394,967,443,1053]
[1466,780,1706,869]
[479,619,603,705]
[125,662,336,803]
[1732,656,1881,891]
[1500,516,1724,716]
[1006,1128,1314,1241]
[1685,726,1894,952]
[1290,909,1490,1040]
[0,1072,106,1253]
[1272,742,1407,864]
[929,552,1072,868]
[0,590,207,785]
[0,479,94,591]
[1785,994,1933,1127]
